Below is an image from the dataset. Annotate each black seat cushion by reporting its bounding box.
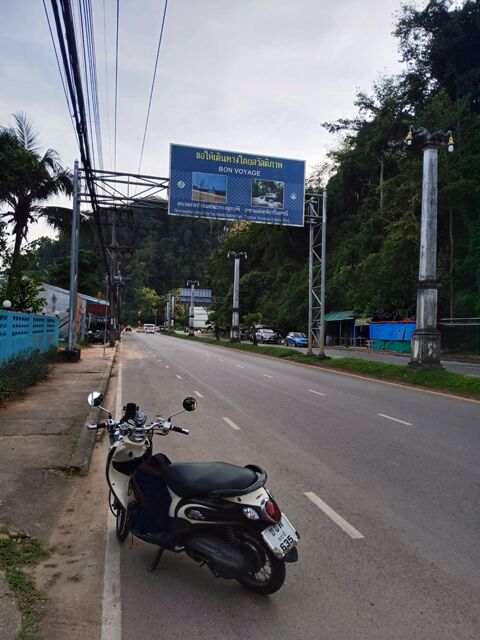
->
[164,462,257,498]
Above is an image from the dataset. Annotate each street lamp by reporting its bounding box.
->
[186,280,199,336]
[406,126,454,367]
[228,251,247,342]
[2,300,12,309]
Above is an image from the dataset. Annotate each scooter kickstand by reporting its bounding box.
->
[148,547,164,572]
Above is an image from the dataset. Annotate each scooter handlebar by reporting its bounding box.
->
[87,419,117,430]
[170,425,190,435]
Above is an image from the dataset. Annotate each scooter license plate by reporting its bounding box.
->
[262,515,299,559]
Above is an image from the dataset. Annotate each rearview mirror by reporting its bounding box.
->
[88,391,104,407]
[183,396,197,412]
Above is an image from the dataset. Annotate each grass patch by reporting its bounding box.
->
[0,348,57,405]
[168,333,480,399]
[0,531,49,639]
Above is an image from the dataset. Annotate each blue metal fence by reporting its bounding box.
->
[0,311,59,365]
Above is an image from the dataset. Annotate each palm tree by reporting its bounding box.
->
[0,113,73,298]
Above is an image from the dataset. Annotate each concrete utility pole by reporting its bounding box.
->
[170,292,175,331]
[166,299,171,331]
[187,280,199,336]
[67,160,80,355]
[228,251,247,342]
[406,127,454,367]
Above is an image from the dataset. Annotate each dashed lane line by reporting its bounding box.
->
[263,374,273,379]
[308,389,326,397]
[194,391,204,398]
[378,413,413,426]
[222,416,241,430]
[176,374,182,380]
[304,492,364,540]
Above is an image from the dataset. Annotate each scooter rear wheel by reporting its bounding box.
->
[236,537,286,595]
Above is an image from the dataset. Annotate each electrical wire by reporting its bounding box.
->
[114,0,120,171]
[42,0,80,148]
[83,0,104,168]
[102,0,112,168]
[137,0,169,175]
[48,0,111,284]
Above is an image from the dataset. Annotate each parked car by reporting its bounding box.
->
[144,324,156,334]
[285,331,308,347]
[124,325,132,332]
[255,328,279,344]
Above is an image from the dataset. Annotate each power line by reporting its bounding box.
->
[137,0,169,175]
[42,0,80,148]
[102,0,112,167]
[114,0,120,171]
[47,0,111,285]
[83,0,104,168]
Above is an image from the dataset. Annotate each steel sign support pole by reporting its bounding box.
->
[306,195,323,356]
[318,189,328,358]
[67,160,80,352]
[307,208,314,356]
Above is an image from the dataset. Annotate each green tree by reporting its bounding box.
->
[0,114,73,299]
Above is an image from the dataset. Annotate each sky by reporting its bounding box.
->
[0,0,419,242]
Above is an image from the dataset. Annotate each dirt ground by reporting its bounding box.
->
[33,362,120,639]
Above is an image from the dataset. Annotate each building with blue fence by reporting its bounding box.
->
[0,311,59,365]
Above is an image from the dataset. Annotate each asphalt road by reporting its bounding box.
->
[246,339,480,377]
[108,333,480,639]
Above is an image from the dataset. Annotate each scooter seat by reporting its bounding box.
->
[164,462,258,498]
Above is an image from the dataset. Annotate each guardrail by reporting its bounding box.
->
[0,311,59,365]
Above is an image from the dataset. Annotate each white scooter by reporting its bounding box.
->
[87,392,299,595]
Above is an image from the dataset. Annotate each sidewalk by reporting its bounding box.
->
[0,344,115,639]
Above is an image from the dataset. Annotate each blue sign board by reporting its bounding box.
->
[169,144,305,227]
[178,288,212,304]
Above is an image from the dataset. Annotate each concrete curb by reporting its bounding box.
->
[70,346,117,475]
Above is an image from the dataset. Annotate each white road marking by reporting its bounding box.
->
[222,416,241,430]
[236,364,245,369]
[263,374,273,379]
[378,413,413,426]
[304,492,364,540]
[218,358,224,362]
[308,389,326,397]
[157,359,162,362]
[176,374,182,380]
[194,391,204,398]
[165,365,170,369]
[102,363,122,639]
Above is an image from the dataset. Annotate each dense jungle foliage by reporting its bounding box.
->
[5,1,479,331]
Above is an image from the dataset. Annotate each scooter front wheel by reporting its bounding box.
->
[236,536,286,595]
[115,506,128,542]
[109,491,129,543]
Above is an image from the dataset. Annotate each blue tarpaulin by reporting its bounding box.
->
[369,323,416,341]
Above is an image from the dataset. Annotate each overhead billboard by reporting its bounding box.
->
[178,288,212,304]
[169,144,305,227]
